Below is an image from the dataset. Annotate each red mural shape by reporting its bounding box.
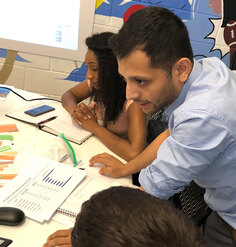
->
[123,4,145,23]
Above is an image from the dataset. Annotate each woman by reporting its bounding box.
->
[61,32,147,161]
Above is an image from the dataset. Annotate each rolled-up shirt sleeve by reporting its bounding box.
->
[139,106,233,199]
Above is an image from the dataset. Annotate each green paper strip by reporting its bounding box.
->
[0,146,11,152]
[0,135,13,141]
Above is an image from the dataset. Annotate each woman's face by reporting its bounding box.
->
[85,49,99,89]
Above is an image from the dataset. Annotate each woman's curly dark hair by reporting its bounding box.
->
[86,32,126,127]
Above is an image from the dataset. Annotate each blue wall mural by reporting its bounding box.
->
[0,48,30,62]
[72,0,235,83]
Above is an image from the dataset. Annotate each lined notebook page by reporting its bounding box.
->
[54,175,111,226]
[54,168,138,227]
[43,108,93,144]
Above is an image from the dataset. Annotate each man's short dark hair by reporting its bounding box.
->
[109,6,193,75]
[71,186,204,247]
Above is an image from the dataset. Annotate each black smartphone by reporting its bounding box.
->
[24,105,55,117]
[0,237,12,247]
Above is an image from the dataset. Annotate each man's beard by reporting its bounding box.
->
[146,102,165,115]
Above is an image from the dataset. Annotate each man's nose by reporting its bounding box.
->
[126,81,140,100]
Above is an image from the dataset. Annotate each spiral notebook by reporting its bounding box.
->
[57,206,77,218]
[54,176,139,227]
[54,171,122,226]
[56,202,78,218]
[55,176,101,225]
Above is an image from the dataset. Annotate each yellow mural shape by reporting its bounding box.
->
[0,50,18,84]
[96,0,103,9]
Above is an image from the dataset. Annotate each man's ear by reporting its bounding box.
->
[174,58,192,83]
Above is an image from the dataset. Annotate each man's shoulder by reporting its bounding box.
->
[198,56,224,66]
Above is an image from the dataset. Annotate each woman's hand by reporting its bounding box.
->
[72,103,98,132]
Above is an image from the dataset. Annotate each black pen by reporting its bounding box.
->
[38,116,57,125]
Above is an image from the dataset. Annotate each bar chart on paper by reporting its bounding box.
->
[43,169,72,187]
[0,156,86,223]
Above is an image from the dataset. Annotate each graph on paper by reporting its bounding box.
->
[0,156,86,223]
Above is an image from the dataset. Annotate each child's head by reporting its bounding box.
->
[85,32,126,126]
[71,186,204,247]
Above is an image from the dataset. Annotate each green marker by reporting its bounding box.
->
[61,133,77,166]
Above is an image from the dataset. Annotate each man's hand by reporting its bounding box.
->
[72,103,97,132]
[89,153,126,178]
[42,228,72,247]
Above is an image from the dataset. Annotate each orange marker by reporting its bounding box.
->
[0,174,17,179]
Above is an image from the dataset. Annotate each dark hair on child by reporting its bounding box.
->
[86,32,126,127]
[71,186,205,247]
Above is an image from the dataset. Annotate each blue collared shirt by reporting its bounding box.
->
[139,57,236,228]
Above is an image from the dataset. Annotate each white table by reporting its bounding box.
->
[0,86,132,247]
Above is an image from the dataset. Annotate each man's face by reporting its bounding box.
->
[118,50,183,114]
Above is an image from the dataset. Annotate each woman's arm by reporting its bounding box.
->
[61,80,92,115]
[97,102,147,161]
[74,102,147,161]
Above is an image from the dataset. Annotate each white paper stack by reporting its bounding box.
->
[0,156,86,223]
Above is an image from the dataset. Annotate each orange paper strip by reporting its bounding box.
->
[0,155,15,160]
[0,165,8,168]
[0,165,8,170]
[0,124,18,133]
[0,174,17,179]
[1,151,18,156]
[0,161,13,165]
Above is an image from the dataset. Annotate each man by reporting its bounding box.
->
[43,186,204,247]
[88,6,236,246]
[44,6,236,246]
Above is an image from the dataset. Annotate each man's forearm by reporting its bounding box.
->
[122,129,170,176]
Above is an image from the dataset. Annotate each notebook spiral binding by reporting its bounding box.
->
[57,208,77,218]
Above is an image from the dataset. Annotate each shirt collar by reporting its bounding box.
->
[164,59,203,119]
